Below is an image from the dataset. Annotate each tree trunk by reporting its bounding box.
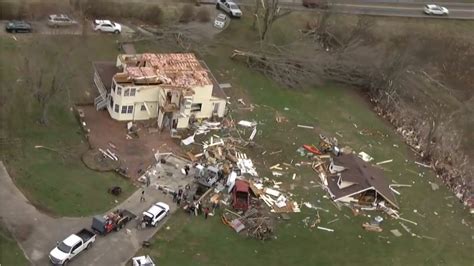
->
[39,101,49,125]
[252,0,260,30]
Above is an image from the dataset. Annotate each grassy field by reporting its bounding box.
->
[133,12,473,266]
[135,59,473,265]
[0,35,136,216]
[0,225,29,266]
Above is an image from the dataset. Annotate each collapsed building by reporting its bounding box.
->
[325,154,399,209]
[93,53,227,130]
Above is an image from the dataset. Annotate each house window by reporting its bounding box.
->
[191,103,202,112]
[127,105,133,114]
[121,106,127,114]
[130,88,136,96]
[124,88,130,96]
[109,96,114,108]
[141,104,146,111]
[117,87,122,96]
[111,82,116,92]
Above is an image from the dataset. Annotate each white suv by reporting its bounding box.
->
[142,202,170,227]
[94,20,122,34]
[424,4,449,16]
[216,0,242,18]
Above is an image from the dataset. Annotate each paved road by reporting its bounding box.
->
[0,161,179,266]
[0,20,136,36]
[324,2,474,19]
[204,0,474,20]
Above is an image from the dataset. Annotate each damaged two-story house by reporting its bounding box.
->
[93,53,227,130]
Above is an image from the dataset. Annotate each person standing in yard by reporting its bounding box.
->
[172,191,177,202]
[194,201,199,216]
[204,207,209,219]
[146,175,151,187]
[176,194,182,206]
[140,190,145,202]
[184,165,190,176]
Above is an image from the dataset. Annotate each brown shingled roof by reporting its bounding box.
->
[328,154,399,209]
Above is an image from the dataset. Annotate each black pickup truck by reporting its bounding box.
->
[91,209,136,235]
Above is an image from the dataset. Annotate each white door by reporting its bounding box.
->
[70,241,83,259]
[102,24,113,32]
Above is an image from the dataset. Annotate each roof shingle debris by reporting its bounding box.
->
[118,53,213,88]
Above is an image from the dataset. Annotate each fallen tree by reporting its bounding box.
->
[230,16,473,208]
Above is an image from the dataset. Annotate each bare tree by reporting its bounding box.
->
[254,0,292,41]
[23,42,71,125]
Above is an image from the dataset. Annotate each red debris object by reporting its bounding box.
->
[303,144,322,155]
[233,180,250,211]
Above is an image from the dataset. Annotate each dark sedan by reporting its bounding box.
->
[5,20,32,33]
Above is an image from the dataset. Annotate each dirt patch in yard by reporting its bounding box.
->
[79,105,182,179]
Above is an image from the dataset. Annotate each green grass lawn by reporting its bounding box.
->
[136,59,473,265]
[0,35,136,216]
[0,225,29,266]
[134,14,473,266]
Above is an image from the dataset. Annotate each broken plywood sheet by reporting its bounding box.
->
[249,182,263,196]
[358,152,374,162]
[264,188,281,197]
[390,229,402,237]
[238,120,257,128]
[230,219,246,233]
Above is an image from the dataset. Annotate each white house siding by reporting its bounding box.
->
[211,98,227,117]
[188,84,222,119]
[133,101,158,120]
[107,81,160,121]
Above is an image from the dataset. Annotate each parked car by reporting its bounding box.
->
[93,20,122,34]
[47,14,78,27]
[91,209,136,235]
[214,13,228,29]
[302,0,329,9]
[216,0,242,18]
[424,4,449,16]
[142,202,170,227]
[49,229,96,265]
[5,20,32,33]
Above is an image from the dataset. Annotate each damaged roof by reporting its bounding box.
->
[328,154,399,209]
[117,53,213,88]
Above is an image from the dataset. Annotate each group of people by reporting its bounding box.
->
[185,200,211,219]
[171,184,218,219]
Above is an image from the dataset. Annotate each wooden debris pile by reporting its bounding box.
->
[222,208,274,241]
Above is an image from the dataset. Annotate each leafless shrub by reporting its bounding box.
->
[179,4,195,23]
[196,8,211,23]
[71,0,163,25]
[0,0,69,20]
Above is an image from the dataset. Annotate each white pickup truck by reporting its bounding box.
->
[49,229,96,265]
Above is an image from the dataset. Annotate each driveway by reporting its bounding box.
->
[0,161,189,265]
